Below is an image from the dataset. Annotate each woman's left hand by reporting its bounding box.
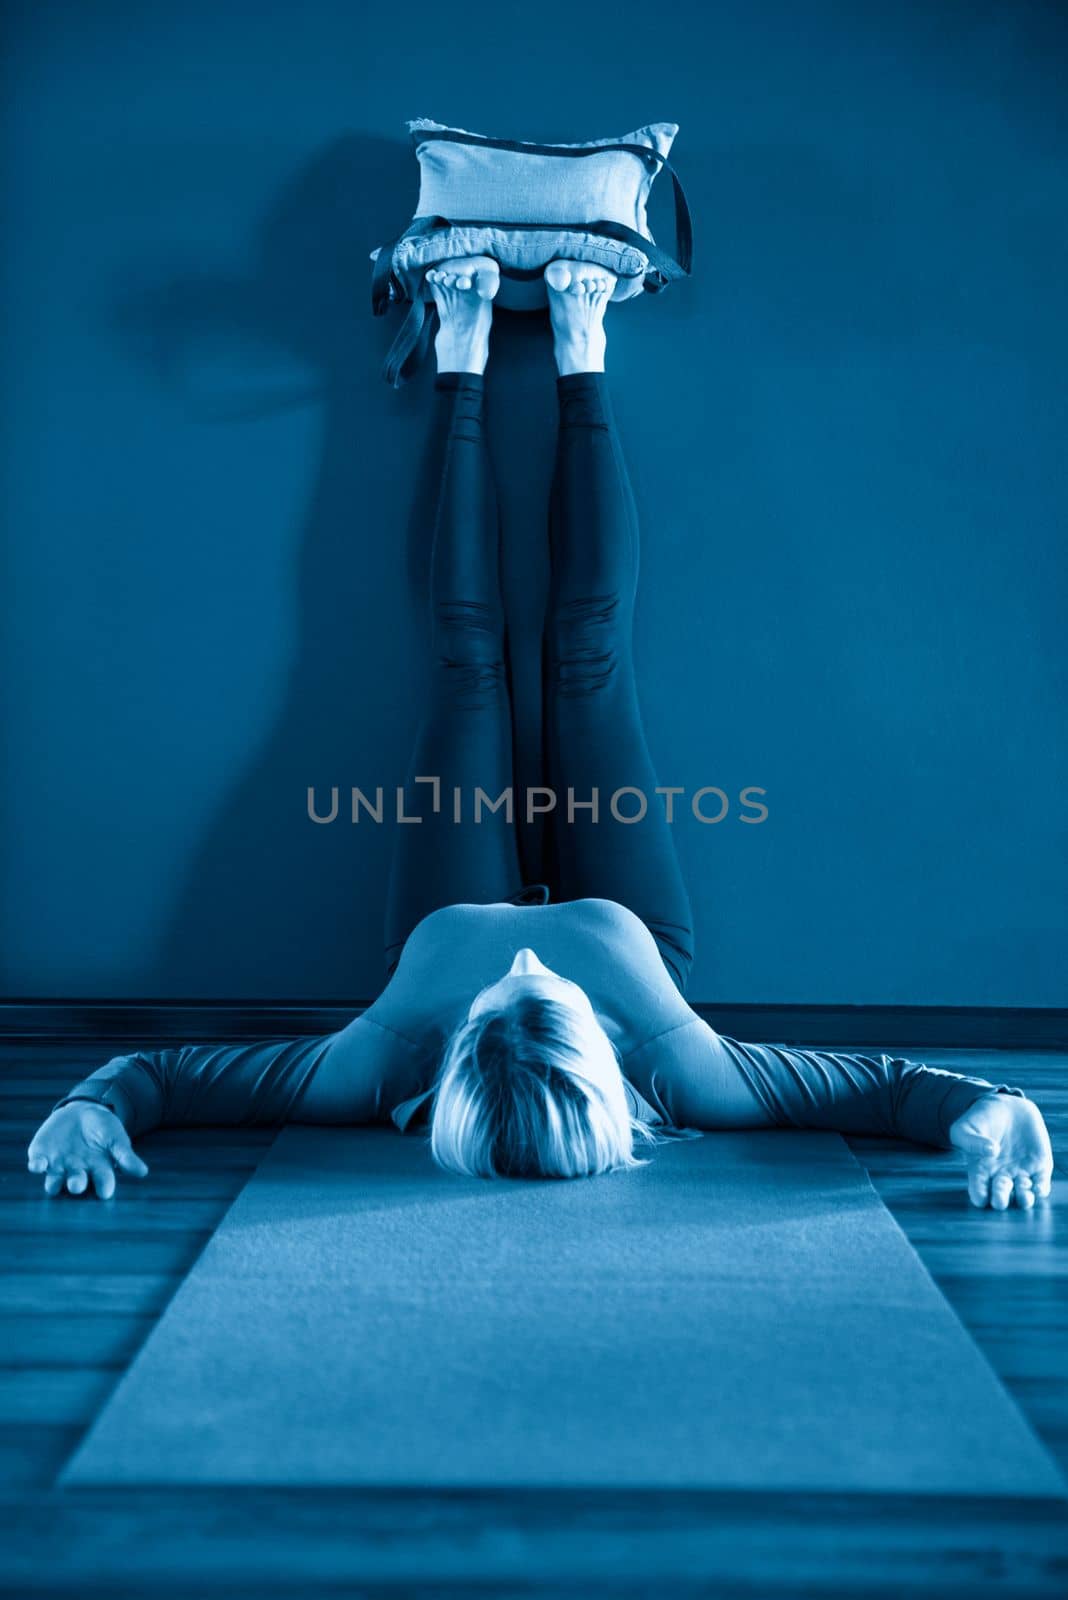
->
[948,1092,1054,1210]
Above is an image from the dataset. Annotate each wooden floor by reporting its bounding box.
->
[0,1041,1065,1597]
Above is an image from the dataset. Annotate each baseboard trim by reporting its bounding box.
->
[1,1001,1065,1049]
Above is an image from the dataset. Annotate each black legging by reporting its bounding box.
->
[383,370,695,992]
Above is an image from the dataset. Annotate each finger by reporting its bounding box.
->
[110,1142,149,1179]
[1013,1176,1035,1211]
[1032,1166,1054,1199]
[43,1172,66,1197]
[990,1173,1014,1211]
[967,1164,991,1208]
[87,1160,116,1200]
[65,1169,88,1196]
[27,1154,48,1174]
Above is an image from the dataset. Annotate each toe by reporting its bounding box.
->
[544,261,572,293]
[967,1167,991,1207]
[472,263,500,299]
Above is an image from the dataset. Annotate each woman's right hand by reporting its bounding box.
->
[26,1103,149,1198]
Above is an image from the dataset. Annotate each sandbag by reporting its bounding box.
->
[370,118,694,386]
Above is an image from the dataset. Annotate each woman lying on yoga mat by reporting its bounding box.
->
[29,259,1054,1207]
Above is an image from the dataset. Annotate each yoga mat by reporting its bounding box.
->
[63,1129,1065,1494]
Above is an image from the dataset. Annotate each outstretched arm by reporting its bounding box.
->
[44,1035,336,1137]
[26,1016,434,1199]
[624,1016,1054,1209]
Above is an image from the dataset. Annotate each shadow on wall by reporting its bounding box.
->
[108,133,469,1000]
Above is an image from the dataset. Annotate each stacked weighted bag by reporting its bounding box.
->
[370,118,693,387]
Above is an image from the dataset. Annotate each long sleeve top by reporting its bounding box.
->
[53,898,1025,1147]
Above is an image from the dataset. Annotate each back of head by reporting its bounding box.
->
[430,995,647,1180]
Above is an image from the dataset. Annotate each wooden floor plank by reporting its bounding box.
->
[0,1233,216,1275]
[0,1367,121,1425]
[0,1313,156,1366]
[0,1274,175,1315]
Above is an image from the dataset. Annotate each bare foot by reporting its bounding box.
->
[544,261,616,375]
[426,256,500,375]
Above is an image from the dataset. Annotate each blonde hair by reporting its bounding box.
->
[429,994,654,1180]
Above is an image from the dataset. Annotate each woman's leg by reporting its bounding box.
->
[384,259,522,976]
[540,264,695,991]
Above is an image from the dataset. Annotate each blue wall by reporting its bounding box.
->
[2,0,1065,1004]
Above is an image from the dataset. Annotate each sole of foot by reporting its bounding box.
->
[426,256,500,376]
[544,260,617,376]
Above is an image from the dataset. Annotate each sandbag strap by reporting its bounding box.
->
[375,213,686,306]
[371,240,397,316]
[409,126,694,277]
[381,265,437,389]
